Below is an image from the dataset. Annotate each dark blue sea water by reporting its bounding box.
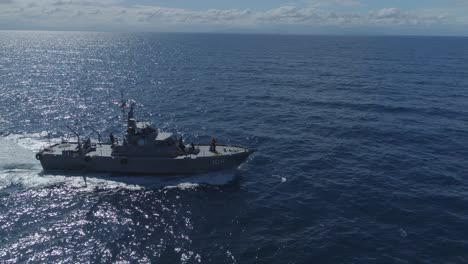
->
[1,31,468,263]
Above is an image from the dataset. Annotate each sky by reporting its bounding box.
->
[0,0,467,35]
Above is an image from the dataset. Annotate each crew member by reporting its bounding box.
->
[189,142,195,153]
[110,133,115,146]
[178,137,185,152]
[210,137,217,152]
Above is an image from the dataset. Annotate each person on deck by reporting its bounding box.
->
[178,138,185,152]
[210,137,217,152]
[109,133,115,147]
[189,143,195,153]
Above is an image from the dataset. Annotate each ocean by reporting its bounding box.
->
[1,31,468,263]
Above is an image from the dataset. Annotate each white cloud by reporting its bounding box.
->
[254,6,449,26]
[374,7,401,19]
[134,6,253,25]
[368,7,450,25]
[50,0,120,7]
[307,0,362,7]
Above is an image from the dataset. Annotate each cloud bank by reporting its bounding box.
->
[0,0,465,34]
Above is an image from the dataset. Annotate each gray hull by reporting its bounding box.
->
[38,143,253,175]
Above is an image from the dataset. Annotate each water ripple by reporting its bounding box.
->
[1,32,468,263]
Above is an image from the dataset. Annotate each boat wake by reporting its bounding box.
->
[0,134,239,193]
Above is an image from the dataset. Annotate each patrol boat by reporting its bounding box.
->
[36,101,254,175]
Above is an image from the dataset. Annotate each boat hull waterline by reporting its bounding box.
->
[37,143,254,175]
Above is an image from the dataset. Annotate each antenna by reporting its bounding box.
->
[119,91,130,131]
[86,126,101,146]
[67,125,81,150]
[120,91,127,119]
[47,131,51,147]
